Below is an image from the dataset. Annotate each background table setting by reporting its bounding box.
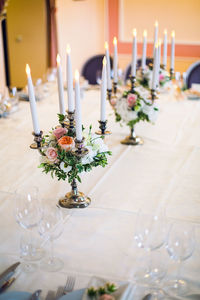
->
[0,84,200,299]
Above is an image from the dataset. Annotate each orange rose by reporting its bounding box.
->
[58,136,75,151]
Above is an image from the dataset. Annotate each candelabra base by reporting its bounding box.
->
[121,135,143,146]
[120,126,143,146]
[59,191,91,209]
[95,130,111,136]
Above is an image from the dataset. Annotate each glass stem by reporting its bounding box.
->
[50,239,54,264]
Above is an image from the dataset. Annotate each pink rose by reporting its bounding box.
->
[127,93,137,107]
[53,127,67,140]
[58,136,75,151]
[159,74,165,82]
[46,147,58,162]
[110,98,117,106]
[99,295,115,300]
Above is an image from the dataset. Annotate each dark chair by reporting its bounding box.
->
[81,55,113,85]
[185,61,200,89]
[124,57,153,83]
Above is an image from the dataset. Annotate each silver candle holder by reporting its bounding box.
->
[96,120,111,136]
[58,138,91,209]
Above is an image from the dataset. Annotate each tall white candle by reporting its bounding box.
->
[131,28,137,77]
[163,29,167,68]
[101,57,107,122]
[157,40,161,86]
[153,21,158,52]
[74,70,82,141]
[152,43,158,90]
[142,30,147,70]
[26,64,40,134]
[113,37,118,83]
[66,45,74,112]
[104,42,112,90]
[56,54,65,115]
[170,30,175,71]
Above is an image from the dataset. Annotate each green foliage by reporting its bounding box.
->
[87,283,117,299]
[58,113,65,122]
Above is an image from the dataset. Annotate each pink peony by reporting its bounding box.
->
[99,295,115,300]
[58,136,75,151]
[159,74,165,82]
[46,147,58,162]
[53,127,67,140]
[127,93,137,107]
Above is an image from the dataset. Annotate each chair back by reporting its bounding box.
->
[185,61,200,89]
[81,55,113,85]
[124,57,153,83]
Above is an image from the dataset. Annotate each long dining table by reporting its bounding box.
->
[0,85,200,299]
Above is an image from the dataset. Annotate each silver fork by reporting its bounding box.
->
[63,276,75,295]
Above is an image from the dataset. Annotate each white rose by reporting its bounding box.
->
[60,162,72,173]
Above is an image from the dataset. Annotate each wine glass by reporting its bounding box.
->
[14,187,43,229]
[133,209,167,284]
[14,186,44,271]
[165,221,195,296]
[38,205,64,272]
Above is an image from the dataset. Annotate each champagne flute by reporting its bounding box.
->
[38,205,64,272]
[165,221,195,295]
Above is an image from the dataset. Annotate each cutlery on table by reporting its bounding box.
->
[29,289,42,300]
[0,277,16,293]
[63,276,75,295]
[0,262,20,288]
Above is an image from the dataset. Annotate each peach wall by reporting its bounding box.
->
[0,21,6,92]
[56,0,106,80]
[108,0,200,73]
[120,0,200,44]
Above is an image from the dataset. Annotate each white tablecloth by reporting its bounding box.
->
[0,88,200,298]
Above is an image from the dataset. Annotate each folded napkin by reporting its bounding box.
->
[82,277,135,300]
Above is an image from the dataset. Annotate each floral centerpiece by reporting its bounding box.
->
[110,87,159,145]
[137,65,171,92]
[38,117,111,208]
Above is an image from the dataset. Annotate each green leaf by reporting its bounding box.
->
[58,113,65,122]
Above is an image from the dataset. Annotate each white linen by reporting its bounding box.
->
[0,89,200,299]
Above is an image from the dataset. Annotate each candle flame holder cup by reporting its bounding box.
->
[170,68,174,80]
[130,75,136,93]
[95,120,111,136]
[30,131,43,149]
[107,89,112,102]
[59,138,91,209]
[121,126,143,146]
[113,82,118,95]
[66,110,76,137]
[151,89,157,101]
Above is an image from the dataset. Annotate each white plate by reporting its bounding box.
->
[0,291,31,300]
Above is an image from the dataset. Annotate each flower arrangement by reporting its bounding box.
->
[38,118,111,184]
[111,87,159,128]
[137,66,171,91]
[87,283,117,299]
